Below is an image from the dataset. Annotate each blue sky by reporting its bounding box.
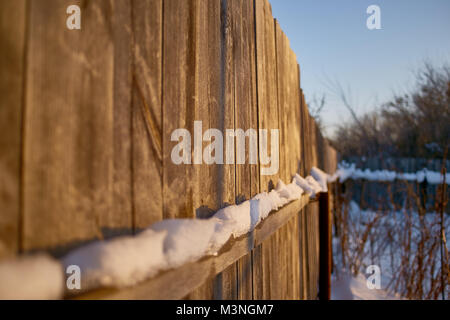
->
[270,0,450,137]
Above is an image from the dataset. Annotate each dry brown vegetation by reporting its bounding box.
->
[333,176,449,299]
[330,63,450,160]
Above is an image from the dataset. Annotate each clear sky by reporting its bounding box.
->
[270,0,450,137]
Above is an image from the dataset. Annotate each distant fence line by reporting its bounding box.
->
[345,157,449,173]
[339,159,449,213]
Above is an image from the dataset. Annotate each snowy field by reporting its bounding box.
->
[332,273,400,300]
[332,200,449,300]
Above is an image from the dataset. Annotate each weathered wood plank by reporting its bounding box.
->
[251,243,264,299]
[299,207,308,299]
[23,0,117,253]
[315,120,325,170]
[298,88,309,299]
[110,0,134,237]
[289,216,301,299]
[237,254,253,300]
[162,0,197,220]
[281,214,301,299]
[255,0,279,192]
[275,19,289,184]
[80,259,215,300]
[228,0,259,301]
[305,201,320,299]
[185,0,238,299]
[287,58,302,179]
[209,0,238,300]
[309,119,320,297]
[299,89,307,176]
[0,0,27,259]
[131,0,163,229]
[288,58,303,300]
[309,116,318,170]
[254,0,280,300]
[274,20,303,300]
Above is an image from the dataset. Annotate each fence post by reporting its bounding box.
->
[319,191,331,300]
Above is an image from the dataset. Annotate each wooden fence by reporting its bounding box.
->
[0,0,337,299]
[341,157,449,212]
[345,157,449,173]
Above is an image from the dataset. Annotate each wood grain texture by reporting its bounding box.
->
[302,100,313,174]
[287,60,302,178]
[315,120,325,170]
[309,116,318,170]
[0,0,339,299]
[298,89,309,299]
[253,0,280,299]
[254,0,279,192]
[0,0,27,259]
[299,89,307,176]
[306,116,319,299]
[110,0,134,237]
[185,0,238,299]
[305,202,320,299]
[162,0,197,220]
[227,0,259,301]
[207,0,238,299]
[132,0,163,229]
[22,0,117,253]
[299,207,309,299]
[274,21,303,299]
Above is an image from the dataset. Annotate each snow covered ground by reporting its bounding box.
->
[333,200,449,300]
[332,273,400,300]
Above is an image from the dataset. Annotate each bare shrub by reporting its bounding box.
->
[333,176,449,299]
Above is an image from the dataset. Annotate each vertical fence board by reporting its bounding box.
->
[309,117,320,300]
[273,19,287,300]
[254,0,280,299]
[132,0,163,229]
[300,207,309,299]
[186,0,239,299]
[23,0,118,253]
[111,0,134,236]
[309,116,318,171]
[255,0,279,192]
[300,90,311,299]
[274,20,303,300]
[162,0,197,220]
[210,0,238,300]
[0,0,27,259]
[230,0,259,300]
[288,59,302,179]
[275,20,288,184]
[298,89,309,299]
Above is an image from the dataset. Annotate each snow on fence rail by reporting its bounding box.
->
[0,170,331,300]
[0,0,338,300]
